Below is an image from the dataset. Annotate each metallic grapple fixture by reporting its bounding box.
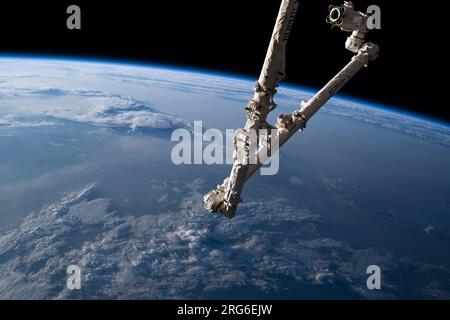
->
[204,1,379,218]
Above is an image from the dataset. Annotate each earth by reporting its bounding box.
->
[0,57,450,299]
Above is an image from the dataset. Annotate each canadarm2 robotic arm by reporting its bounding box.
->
[204,1,379,218]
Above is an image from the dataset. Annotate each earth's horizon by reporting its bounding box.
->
[3,54,448,129]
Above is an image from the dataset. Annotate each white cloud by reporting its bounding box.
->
[0,87,189,131]
[1,180,449,299]
[290,176,303,186]
[0,115,57,128]
[425,225,435,235]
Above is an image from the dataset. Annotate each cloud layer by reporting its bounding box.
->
[0,58,449,145]
[1,181,449,299]
[0,86,188,131]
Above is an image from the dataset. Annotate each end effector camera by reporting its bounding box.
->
[326,1,369,53]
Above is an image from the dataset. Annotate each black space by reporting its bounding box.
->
[0,1,446,122]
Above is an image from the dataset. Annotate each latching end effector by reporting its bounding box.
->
[204,185,226,214]
[326,1,370,53]
[203,179,239,219]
